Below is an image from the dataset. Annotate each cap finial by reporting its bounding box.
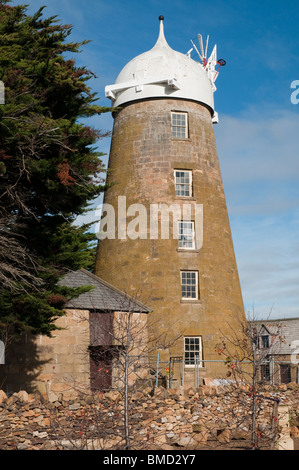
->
[159,15,164,21]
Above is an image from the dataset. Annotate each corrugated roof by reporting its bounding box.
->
[59,268,151,313]
[250,318,299,355]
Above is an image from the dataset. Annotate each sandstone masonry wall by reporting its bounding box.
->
[95,98,246,377]
[0,309,90,399]
[0,383,298,450]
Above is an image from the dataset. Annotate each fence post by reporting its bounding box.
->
[195,356,199,387]
[155,352,159,388]
[277,404,293,450]
[271,399,279,450]
[179,357,183,387]
[270,355,275,385]
[117,357,121,390]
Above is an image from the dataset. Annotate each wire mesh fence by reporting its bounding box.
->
[113,354,299,390]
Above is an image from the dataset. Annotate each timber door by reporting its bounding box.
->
[89,312,114,391]
[89,346,113,391]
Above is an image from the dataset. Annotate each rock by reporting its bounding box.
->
[153,387,168,398]
[176,436,197,448]
[142,387,152,396]
[192,423,202,433]
[0,384,297,450]
[154,434,168,445]
[131,391,144,401]
[160,444,175,450]
[165,398,176,405]
[193,430,209,446]
[0,390,7,404]
[68,402,81,411]
[279,384,288,391]
[287,382,298,390]
[17,443,29,450]
[29,391,44,404]
[216,429,230,443]
[15,391,29,402]
[231,429,249,440]
[23,410,35,418]
[47,391,59,403]
[104,390,121,402]
[201,385,211,395]
[7,394,19,405]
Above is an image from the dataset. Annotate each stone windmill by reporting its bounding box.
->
[95,17,246,383]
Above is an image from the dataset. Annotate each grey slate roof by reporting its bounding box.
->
[250,318,299,355]
[59,268,151,313]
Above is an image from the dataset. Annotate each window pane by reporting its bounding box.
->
[178,221,195,249]
[172,113,188,138]
[184,337,202,366]
[174,170,192,197]
[181,271,198,299]
[261,336,269,348]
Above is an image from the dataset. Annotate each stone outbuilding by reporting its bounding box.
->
[0,269,151,399]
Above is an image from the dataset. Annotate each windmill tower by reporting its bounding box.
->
[95,17,245,382]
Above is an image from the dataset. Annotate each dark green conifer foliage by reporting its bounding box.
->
[0,1,111,335]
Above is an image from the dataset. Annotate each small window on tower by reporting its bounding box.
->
[171,112,188,138]
[178,221,195,250]
[184,336,203,367]
[181,270,199,300]
[174,170,192,197]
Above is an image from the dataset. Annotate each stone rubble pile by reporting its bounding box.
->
[0,383,298,450]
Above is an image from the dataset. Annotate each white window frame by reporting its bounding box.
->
[171,112,188,138]
[178,220,195,250]
[184,336,203,368]
[180,270,199,300]
[174,169,192,197]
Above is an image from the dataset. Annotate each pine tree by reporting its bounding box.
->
[0,1,111,336]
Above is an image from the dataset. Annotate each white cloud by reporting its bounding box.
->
[215,108,299,185]
[215,106,299,318]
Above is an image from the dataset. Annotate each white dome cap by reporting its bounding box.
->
[105,17,221,121]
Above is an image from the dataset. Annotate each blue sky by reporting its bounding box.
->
[10,0,299,320]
